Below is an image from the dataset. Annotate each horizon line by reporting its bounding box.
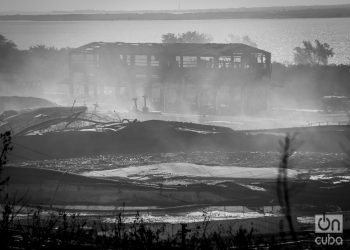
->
[1,3,350,15]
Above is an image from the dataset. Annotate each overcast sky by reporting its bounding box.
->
[1,0,350,12]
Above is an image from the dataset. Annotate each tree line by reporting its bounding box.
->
[0,33,348,107]
[0,35,69,87]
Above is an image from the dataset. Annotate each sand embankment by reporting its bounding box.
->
[8,121,350,162]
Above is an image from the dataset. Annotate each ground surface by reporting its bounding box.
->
[2,120,350,232]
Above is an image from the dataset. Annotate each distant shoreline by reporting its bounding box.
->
[1,5,350,21]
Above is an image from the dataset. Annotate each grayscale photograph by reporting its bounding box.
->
[0,0,350,249]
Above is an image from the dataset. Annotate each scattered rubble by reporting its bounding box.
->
[0,106,137,136]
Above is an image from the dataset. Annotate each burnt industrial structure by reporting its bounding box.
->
[69,42,271,114]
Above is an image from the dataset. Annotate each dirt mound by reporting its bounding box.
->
[0,96,57,113]
[8,120,350,162]
[3,166,269,206]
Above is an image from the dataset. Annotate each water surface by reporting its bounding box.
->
[1,18,350,64]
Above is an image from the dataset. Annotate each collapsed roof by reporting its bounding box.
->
[71,42,271,57]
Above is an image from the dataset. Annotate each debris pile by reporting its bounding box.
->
[0,106,137,136]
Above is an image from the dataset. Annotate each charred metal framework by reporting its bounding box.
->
[69,42,271,114]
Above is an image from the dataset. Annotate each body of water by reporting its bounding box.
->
[1,18,350,64]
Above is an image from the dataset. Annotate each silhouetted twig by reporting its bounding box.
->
[276,134,299,243]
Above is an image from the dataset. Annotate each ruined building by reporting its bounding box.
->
[69,42,271,115]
